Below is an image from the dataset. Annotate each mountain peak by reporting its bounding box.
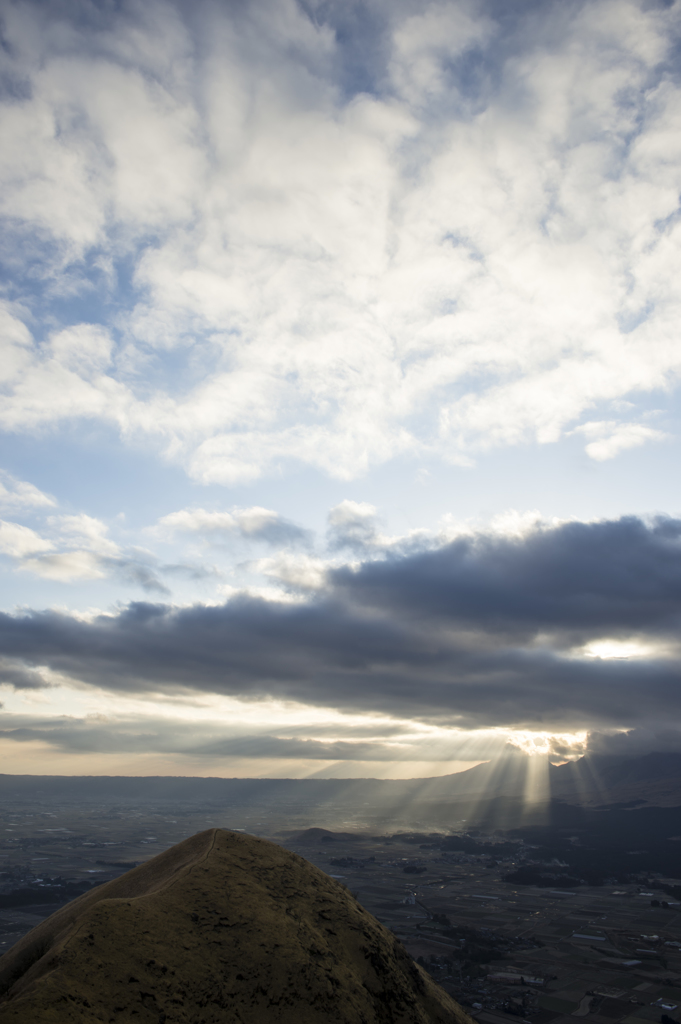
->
[0,828,471,1023]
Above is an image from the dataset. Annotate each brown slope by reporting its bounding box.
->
[0,828,472,1024]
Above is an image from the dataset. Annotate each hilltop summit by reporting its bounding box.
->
[0,828,471,1023]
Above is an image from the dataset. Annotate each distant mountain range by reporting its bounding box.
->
[549,751,681,806]
[1,751,679,810]
[415,750,681,807]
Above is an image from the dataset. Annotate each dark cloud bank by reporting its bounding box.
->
[2,516,681,741]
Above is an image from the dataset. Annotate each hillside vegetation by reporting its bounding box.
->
[0,828,471,1023]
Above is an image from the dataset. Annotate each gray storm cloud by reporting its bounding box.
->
[0,715,406,761]
[1,516,680,740]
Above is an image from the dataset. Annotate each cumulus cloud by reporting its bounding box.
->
[22,550,107,582]
[326,500,429,554]
[0,510,172,591]
[0,322,127,431]
[0,0,680,481]
[389,2,495,105]
[253,552,328,592]
[158,506,311,547]
[1,515,680,744]
[587,726,681,756]
[20,549,172,591]
[327,500,382,552]
[51,514,120,556]
[0,520,53,558]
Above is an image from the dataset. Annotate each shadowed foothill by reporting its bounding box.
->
[0,828,472,1023]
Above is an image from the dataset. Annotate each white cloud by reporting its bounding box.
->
[254,553,328,592]
[0,520,53,558]
[22,550,106,582]
[0,304,35,385]
[236,507,288,538]
[575,420,667,460]
[326,499,431,554]
[0,323,129,431]
[51,514,119,556]
[0,471,55,511]
[327,500,381,551]
[390,2,495,105]
[487,509,546,539]
[328,500,377,529]
[157,506,310,546]
[159,508,241,534]
[5,514,115,582]
[1,511,171,589]
[437,508,573,548]
[0,510,120,579]
[0,0,680,481]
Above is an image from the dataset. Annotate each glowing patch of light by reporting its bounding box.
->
[582,639,651,659]
[508,730,587,757]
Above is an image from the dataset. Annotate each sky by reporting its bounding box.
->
[1,0,681,779]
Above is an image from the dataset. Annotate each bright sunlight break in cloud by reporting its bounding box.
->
[1,0,681,778]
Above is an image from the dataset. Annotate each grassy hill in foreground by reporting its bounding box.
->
[0,828,471,1024]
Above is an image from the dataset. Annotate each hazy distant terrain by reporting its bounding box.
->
[0,753,679,954]
[0,782,680,1022]
[2,751,680,815]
